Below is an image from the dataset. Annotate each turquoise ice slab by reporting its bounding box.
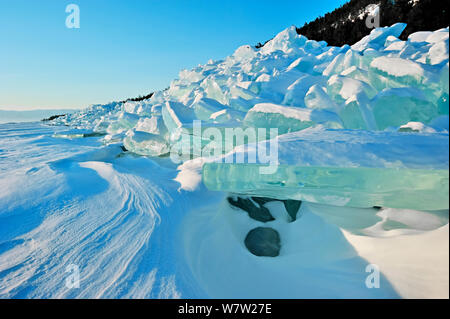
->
[203,164,449,210]
[202,128,449,210]
[219,128,449,169]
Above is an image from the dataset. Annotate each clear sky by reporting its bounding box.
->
[0,0,348,110]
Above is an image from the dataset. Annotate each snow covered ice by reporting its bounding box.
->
[0,23,449,298]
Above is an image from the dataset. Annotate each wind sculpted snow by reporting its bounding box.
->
[0,123,404,298]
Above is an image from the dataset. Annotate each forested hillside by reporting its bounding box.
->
[256,0,448,48]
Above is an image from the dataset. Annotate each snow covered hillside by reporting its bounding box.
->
[0,23,448,298]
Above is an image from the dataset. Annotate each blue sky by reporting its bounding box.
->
[0,0,348,110]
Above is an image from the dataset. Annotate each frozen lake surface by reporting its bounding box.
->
[0,122,447,298]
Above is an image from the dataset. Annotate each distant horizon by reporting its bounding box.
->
[0,106,81,111]
[0,0,348,110]
[0,107,77,124]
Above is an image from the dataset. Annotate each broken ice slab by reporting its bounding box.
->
[338,95,371,130]
[243,103,342,135]
[235,126,448,167]
[202,127,449,210]
[161,101,197,139]
[372,88,438,129]
[134,115,169,137]
[326,75,377,103]
[368,56,428,89]
[53,129,106,139]
[352,23,407,52]
[106,112,140,135]
[123,130,170,157]
[192,97,228,121]
[203,164,449,210]
[282,74,327,107]
[191,97,245,124]
[200,78,229,105]
[304,84,339,111]
[256,69,306,104]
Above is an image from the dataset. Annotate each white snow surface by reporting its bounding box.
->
[370,56,425,78]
